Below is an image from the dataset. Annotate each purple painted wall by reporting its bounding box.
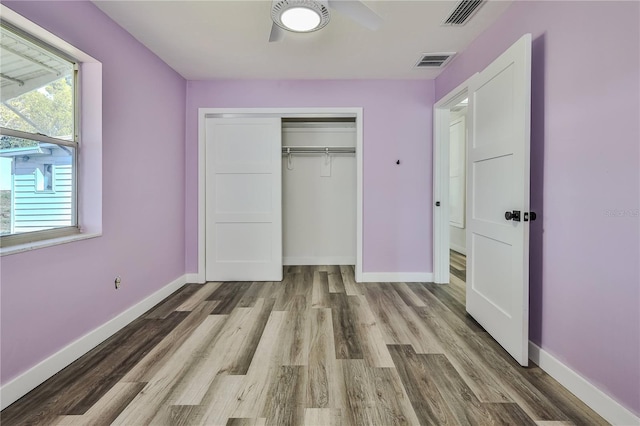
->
[0,2,186,385]
[185,80,435,274]
[436,0,640,415]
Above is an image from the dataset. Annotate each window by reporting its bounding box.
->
[0,22,79,246]
[35,163,54,192]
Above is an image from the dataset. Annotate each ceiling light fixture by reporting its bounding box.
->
[272,0,330,33]
[281,7,321,32]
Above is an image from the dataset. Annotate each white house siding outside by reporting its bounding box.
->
[7,145,73,234]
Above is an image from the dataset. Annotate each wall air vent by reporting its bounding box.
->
[415,53,456,68]
[443,0,485,26]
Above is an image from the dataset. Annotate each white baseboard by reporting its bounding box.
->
[0,274,187,411]
[529,342,640,425]
[359,272,434,283]
[283,257,356,266]
[450,243,466,255]
[186,272,205,284]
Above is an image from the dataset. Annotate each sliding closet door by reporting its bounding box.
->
[205,117,283,281]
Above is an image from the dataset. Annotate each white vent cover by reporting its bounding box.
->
[415,53,456,68]
[443,0,485,26]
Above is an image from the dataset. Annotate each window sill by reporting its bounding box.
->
[0,232,101,257]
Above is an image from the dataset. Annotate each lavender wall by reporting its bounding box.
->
[436,1,640,415]
[0,2,186,385]
[185,80,435,274]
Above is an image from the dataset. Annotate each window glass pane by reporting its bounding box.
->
[0,135,75,236]
[0,26,74,140]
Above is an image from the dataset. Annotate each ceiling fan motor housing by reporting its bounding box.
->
[271,0,331,32]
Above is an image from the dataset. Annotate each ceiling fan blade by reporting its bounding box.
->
[269,22,285,42]
[327,0,382,31]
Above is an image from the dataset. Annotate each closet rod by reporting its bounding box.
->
[281,146,355,154]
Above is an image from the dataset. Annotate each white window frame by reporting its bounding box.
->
[0,5,103,256]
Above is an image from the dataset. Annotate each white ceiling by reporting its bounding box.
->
[93,0,512,80]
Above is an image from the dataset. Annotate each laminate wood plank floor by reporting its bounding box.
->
[1,265,607,425]
[450,250,466,282]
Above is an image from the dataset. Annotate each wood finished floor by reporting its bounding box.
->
[1,264,607,426]
[450,250,466,283]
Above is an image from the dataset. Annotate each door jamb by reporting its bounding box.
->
[197,108,364,283]
[433,76,476,284]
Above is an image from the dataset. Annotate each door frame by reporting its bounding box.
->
[432,76,476,284]
[197,107,364,283]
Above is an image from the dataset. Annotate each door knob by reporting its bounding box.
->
[505,210,521,221]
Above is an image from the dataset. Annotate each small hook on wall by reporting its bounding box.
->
[396,160,400,165]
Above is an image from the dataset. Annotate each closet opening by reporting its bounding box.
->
[281,117,357,266]
[197,108,363,283]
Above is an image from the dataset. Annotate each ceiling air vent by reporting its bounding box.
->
[443,0,485,26]
[415,53,456,68]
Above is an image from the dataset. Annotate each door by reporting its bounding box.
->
[466,34,532,366]
[205,117,283,281]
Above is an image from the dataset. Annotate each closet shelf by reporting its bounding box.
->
[282,146,355,154]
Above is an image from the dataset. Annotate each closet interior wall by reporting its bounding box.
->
[282,119,356,265]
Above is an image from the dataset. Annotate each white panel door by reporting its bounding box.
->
[205,117,283,281]
[466,34,532,366]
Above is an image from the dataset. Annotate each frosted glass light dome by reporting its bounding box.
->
[280,7,321,32]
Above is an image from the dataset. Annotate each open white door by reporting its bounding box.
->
[205,117,283,282]
[466,34,532,366]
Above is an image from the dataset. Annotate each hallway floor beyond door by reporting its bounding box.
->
[1,265,606,425]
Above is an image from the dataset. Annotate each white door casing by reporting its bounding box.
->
[466,34,532,366]
[205,117,283,281]
[433,78,474,285]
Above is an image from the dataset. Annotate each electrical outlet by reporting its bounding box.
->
[115,276,122,290]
